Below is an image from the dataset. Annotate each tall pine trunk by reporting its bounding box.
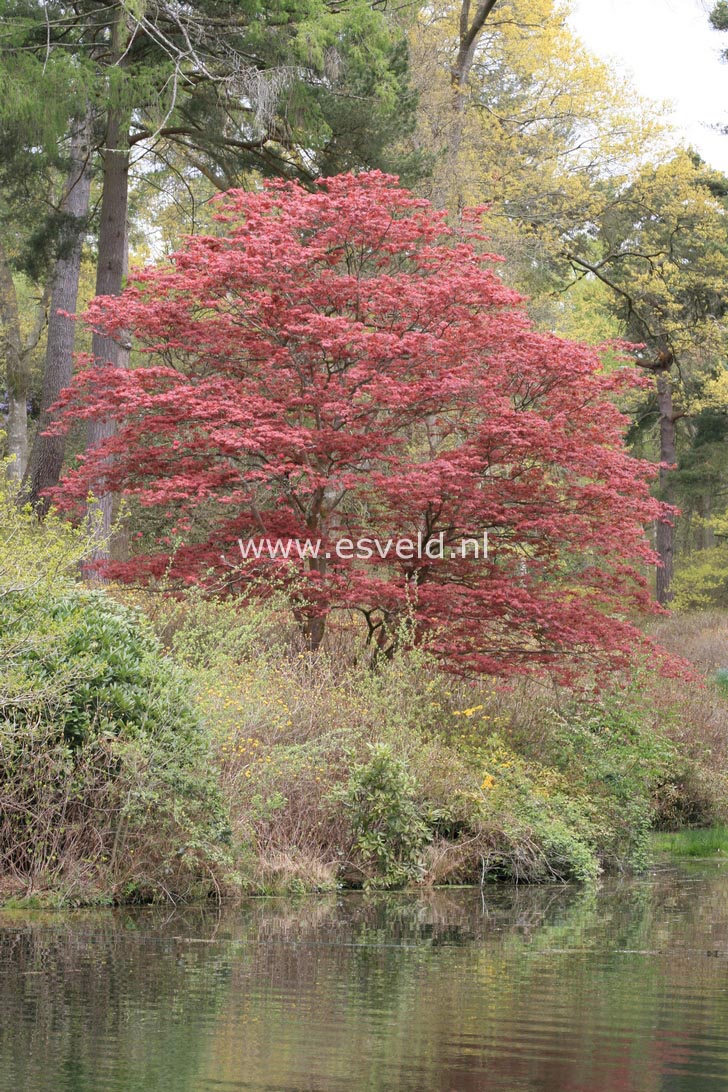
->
[87,8,131,560]
[0,246,29,480]
[25,112,94,511]
[6,390,28,478]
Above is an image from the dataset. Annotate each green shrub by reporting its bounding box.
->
[1,588,203,748]
[531,697,679,871]
[0,465,97,596]
[336,742,430,889]
[411,733,601,884]
[0,588,231,902]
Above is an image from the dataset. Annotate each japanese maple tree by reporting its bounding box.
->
[50,171,664,675]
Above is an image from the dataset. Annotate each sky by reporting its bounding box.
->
[569,0,728,173]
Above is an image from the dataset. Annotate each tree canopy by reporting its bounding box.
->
[50,172,663,675]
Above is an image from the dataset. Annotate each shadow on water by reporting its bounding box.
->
[2,864,728,1091]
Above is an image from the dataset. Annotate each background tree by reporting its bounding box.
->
[2,0,422,520]
[406,0,662,281]
[710,1,728,39]
[24,114,94,510]
[565,152,728,603]
[0,4,96,479]
[406,1,728,602]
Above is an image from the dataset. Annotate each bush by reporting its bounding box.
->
[410,733,601,885]
[336,743,430,889]
[0,464,96,596]
[533,698,678,871]
[0,588,231,902]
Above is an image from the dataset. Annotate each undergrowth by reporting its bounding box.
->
[116,588,728,894]
[3,478,728,903]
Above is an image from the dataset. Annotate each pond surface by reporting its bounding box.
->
[3,864,728,1091]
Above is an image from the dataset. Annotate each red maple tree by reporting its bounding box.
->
[50,171,664,674]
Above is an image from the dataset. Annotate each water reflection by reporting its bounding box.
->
[2,866,728,1091]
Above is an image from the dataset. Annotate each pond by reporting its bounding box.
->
[2,863,728,1091]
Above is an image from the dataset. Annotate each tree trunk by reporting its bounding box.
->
[25,112,94,511]
[87,11,131,560]
[302,614,326,651]
[0,248,28,479]
[451,0,500,102]
[432,0,500,211]
[0,241,46,481]
[6,388,28,479]
[700,495,716,550]
[655,369,676,605]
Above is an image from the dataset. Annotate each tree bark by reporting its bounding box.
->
[699,495,716,550]
[434,0,500,211]
[0,247,29,480]
[302,614,326,651]
[6,388,28,479]
[0,241,48,481]
[25,112,94,511]
[655,368,676,605]
[87,8,131,559]
[451,0,500,101]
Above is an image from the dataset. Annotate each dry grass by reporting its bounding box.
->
[641,611,728,826]
[650,610,728,674]
[247,849,339,894]
[649,611,728,763]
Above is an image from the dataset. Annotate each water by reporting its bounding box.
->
[2,864,728,1092]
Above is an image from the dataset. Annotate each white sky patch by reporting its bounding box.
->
[569,0,728,173]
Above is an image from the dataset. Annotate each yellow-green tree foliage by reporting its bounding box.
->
[0,467,96,595]
[586,152,728,574]
[406,0,666,298]
[590,152,728,362]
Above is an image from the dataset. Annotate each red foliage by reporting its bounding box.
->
[50,171,665,674]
